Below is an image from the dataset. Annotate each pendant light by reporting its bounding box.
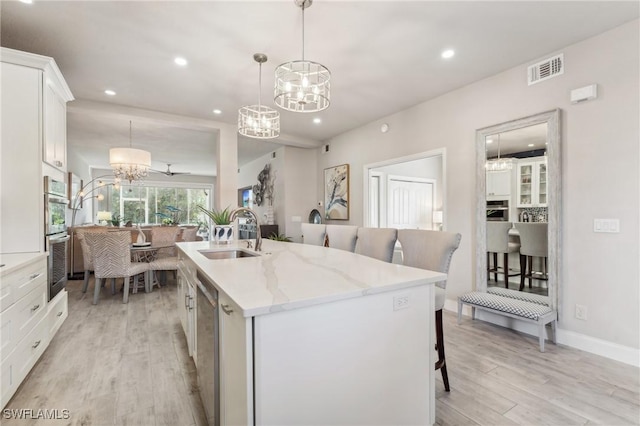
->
[485,133,513,172]
[238,53,281,139]
[109,121,151,183]
[274,0,330,113]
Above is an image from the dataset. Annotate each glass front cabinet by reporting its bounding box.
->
[516,157,547,207]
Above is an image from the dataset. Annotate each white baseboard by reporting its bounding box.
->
[444,299,640,368]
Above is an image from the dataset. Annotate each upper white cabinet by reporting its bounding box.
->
[44,82,69,170]
[0,48,73,253]
[516,156,547,207]
[486,169,511,200]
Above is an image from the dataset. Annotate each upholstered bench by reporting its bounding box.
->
[457,291,557,352]
[486,286,549,305]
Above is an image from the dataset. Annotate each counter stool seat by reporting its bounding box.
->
[487,222,521,289]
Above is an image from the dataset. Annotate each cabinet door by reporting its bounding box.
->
[176,267,188,336]
[516,162,535,207]
[537,161,548,206]
[219,294,253,426]
[44,83,67,170]
[0,63,43,253]
[187,281,196,358]
[486,170,511,199]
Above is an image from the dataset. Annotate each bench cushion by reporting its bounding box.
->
[459,292,553,321]
[487,287,549,306]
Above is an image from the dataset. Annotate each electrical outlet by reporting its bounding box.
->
[575,304,588,320]
[393,295,410,311]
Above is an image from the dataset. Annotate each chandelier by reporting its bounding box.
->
[485,134,513,172]
[109,121,151,183]
[238,53,281,139]
[274,0,330,113]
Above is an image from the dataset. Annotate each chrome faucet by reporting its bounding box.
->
[230,207,262,251]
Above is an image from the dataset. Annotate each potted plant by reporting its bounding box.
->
[198,205,233,244]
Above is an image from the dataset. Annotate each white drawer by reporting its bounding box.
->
[47,290,68,337]
[11,312,49,391]
[0,281,47,362]
[0,257,47,312]
[0,350,15,409]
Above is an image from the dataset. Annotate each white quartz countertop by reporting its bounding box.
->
[177,240,446,317]
[0,252,47,276]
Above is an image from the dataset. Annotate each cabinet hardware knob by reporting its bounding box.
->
[221,304,233,315]
[54,160,63,167]
[29,273,41,280]
[185,294,190,308]
[32,340,41,349]
[56,311,63,317]
[31,304,40,312]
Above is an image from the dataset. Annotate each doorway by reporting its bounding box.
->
[364,149,445,230]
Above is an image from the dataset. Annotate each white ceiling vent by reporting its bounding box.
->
[528,54,564,85]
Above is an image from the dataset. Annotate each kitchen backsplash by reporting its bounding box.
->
[519,207,548,222]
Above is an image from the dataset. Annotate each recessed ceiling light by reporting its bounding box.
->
[486,139,493,144]
[104,89,116,96]
[313,118,322,124]
[174,57,188,67]
[441,49,455,59]
[212,109,222,115]
[19,0,33,3]
[528,143,535,147]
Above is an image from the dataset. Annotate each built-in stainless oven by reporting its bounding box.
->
[486,199,509,221]
[44,177,68,236]
[44,177,69,300]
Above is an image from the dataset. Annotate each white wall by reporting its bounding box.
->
[238,146,318,242]
[238,147,285,227]
[317,21,639,350]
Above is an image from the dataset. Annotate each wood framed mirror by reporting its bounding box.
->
[476,109,561,311]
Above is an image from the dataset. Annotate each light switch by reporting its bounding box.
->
[594,218,620,233]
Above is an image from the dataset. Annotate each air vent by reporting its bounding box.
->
[322,144,330,154]
[528,54,564,85]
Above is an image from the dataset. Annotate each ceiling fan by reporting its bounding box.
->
[150,163,191,177]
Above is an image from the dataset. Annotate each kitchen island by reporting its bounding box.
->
[176,240,446,426]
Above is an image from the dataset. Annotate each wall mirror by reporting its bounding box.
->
[476,109,561,311]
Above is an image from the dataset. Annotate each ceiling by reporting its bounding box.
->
[1,1,637,176]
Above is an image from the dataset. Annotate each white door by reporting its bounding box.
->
[387,176,435,229]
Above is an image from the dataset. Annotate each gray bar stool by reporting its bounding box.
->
[514,222,548,291]
[486,222,521,289]
[300,223,327,246]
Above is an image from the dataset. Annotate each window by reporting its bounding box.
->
[96,182,210,225]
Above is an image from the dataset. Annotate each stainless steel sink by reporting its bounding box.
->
[198,249,259,260]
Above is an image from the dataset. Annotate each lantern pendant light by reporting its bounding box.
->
[238,53,281,139]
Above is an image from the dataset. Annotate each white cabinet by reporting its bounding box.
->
[219,293,252,426]
[0,253,66,409]
[0,48,73,254]
[486,169,511,200]
[177,255,196,359]
[517,157,547,207]
[44,82,68,170]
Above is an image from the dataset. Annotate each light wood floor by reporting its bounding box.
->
[5,278,639,425]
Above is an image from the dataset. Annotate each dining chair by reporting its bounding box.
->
[354,227,398,263]
[84,232,150,304]
[486,222,521,288]
[514,222,548,291]
[75,227,108,293]
[180,227,198,242]
[301,223,327,246]
[325,225,358,252]
[148,226,180,289]
[397,229,462,392]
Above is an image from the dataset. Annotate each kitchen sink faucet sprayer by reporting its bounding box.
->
[230,207,262,252]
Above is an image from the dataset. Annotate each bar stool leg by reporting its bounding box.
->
[503,253,509,289]
[492,253,498,282]
[519,254,526,291]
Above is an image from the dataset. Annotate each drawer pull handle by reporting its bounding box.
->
[221,304,233,315]
[32,340,41,349]
[56,311,63,317]
[54,160,63,167]
[31,304,40,312]
[29,273,41,280]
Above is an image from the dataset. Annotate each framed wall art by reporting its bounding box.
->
[324,164,349,220]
